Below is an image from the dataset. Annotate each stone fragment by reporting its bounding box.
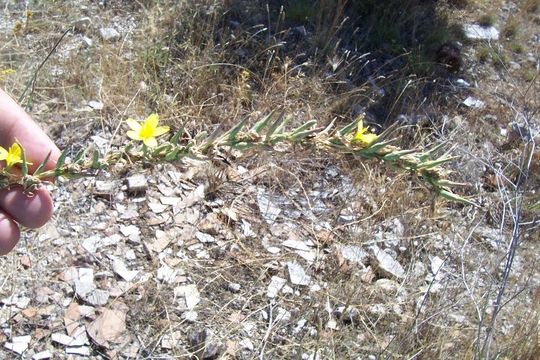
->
[239,338,254,351]
[287,261,311,286]
[126,175,147,193]
[370,245,405,279]
[226,283,241,293]
[32,350,52,360]
[4,335,31,355]
[430,256,445,278]
[86,289,110,306]
[66,346,91,356]
[52,332,85,346]
[99,27,121,41]
[157,265,178,284]
[463,96,485,108]
[463,24,499,41]
[111,256,139,282]
[257,190,281,224]
[88,100,103,110]
[174,284,200,310]
[182,310,198,322]
[339,245,369,264]
[267,276,287,298]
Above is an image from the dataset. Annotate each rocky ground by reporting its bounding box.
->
[0,0,539,359]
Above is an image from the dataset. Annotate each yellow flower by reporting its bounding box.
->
[352,118,378,147]
[126,114,170,147]
[0,143,31,169]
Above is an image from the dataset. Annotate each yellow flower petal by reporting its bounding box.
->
[127,130,142,140]
[0,146,7,161]
[143,137,158,147]
[145,114,159,129]
[153,126,170,137]
[126,118,142,132]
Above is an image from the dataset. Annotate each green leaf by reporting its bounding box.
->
[265,110,287,141]
[382,149,418,161]
[73,148,86,163]
[164,148,180,161]
[338,119,359,136]
[170,128,184,146]
[290,120,317,137]
[439,189,478,207]
[415,156,458,170]
[91,150,101,169]
[55,148,70,177]
[227,117,248,142]
[251,110,276,134]
[20,144,28,177]
[33,150,52,177]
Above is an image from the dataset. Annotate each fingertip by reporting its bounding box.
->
[0,187,54,229]
[0,211,20,256]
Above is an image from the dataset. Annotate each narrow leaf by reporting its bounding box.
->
[91,150,100,169]
[170,128,184,146]
[265,110,286,141]
[33,150,52,176]
[55,148,70,177]
[226,117,248,142]
[251,110,276,134]
[73,148,86,163]
[338,119,359,136]
[20,144,28,177]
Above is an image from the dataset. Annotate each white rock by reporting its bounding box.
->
[148,202,168,213]
[66,346,91,356]
[266,246,281,254]
[52,332,85,346]
[85,289,109,306]
[267,276,287,298]
[182,310,198,322]
[4,335,31,355]
[241,220,256,237]
[111,256,139,282]
[463,96,485,108]
[275,307,291,322]
[257,190,281,224]
[239,338,254,351]
[120,224,140,241]
[287,261,311,286]
[292,319,307,334]
[157,265,177,284]
[281,285,294,295]
[1,294,31,308]
[87,100,103,110]
[370,245,405,279]
[282,240,311,251]
[339,245,369,264]
[174,284,200,309]
[126,175,147,193]
[99,27,121,41]
[463,24,499,41]
[196,231,215,243]
[430,256,445,277]
[32,350,52,360]
[75,268,96,298]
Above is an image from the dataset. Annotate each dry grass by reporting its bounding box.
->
[0,0,539,359]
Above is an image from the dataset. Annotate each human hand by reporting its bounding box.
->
[0,89,60,255]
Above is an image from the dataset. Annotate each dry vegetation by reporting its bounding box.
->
[0,0,539,359]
